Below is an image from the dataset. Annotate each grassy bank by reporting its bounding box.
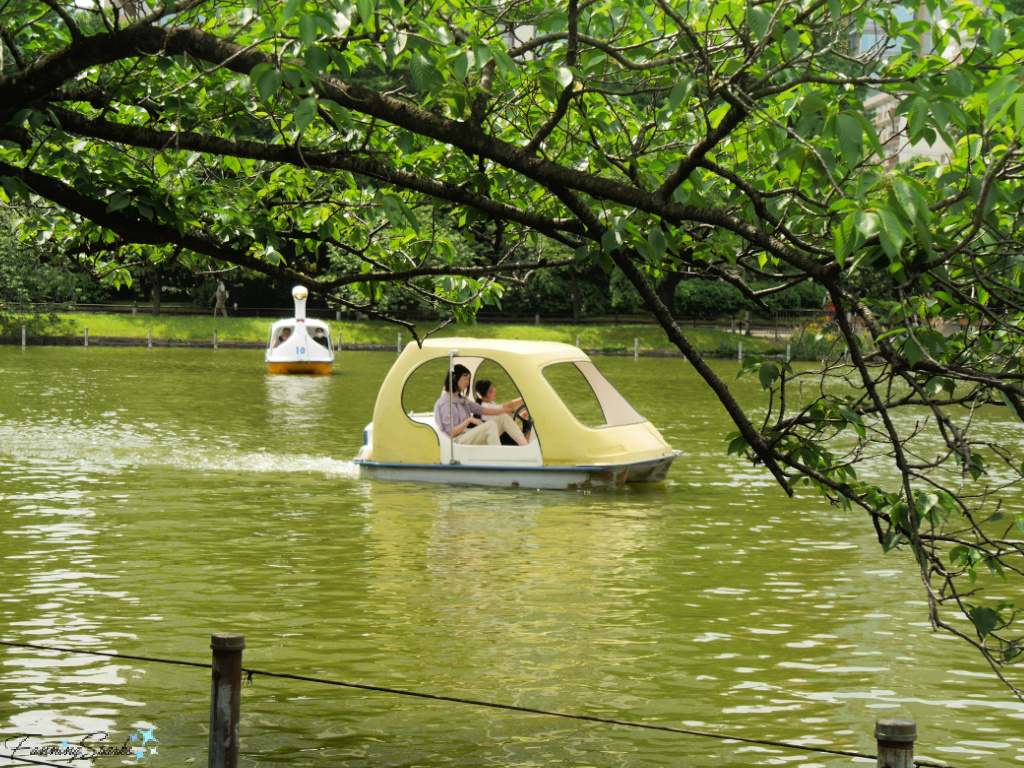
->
[6,313,792,356]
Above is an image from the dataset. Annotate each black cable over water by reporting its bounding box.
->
[0,640,959,768]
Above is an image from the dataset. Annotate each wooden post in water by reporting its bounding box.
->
[576,335,580,347]
[786,342,791,362]
[738,342,743,361]
[84,328,89,348]
[875,719,915,768]
[148,329,153,350]
[214,330,218,350]
[21,325,26,348]
[634,338,639,359]
[397,331,401,352]
[338,332,343,351]
[209,633,244,768]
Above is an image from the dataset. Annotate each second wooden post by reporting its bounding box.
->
[209,632,245,768]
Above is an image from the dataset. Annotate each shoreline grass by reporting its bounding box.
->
[2,313,793,356]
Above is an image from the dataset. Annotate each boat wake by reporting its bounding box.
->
[0,419,360,479]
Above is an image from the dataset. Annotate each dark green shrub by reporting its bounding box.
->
[673,279,748,319]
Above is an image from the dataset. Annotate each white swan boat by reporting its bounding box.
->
[354,338,678,489]
[265,286,335,375]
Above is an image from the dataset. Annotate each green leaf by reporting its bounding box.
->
[833,213,858,267]
[294,97,318,132]
[758,363,780,390]
[882,530,902,552]
[998,390,1021,422]
[837,403,862,425]
[256,68,283,100]
[283,0,302,22]
[727,434,749,456]
[381,194,420,233]
[835,113,864,164]
[852,112,884,157]
[492,48,517,77]
[304,46,329,74]
[874,327,907,343]
[668,79,692,112]
[453,51,470,80]
[648,227,667,259]
[299,14,319,45]
[924,376,954,396]
[107,193,130,213]
[854,211,880,238]
[892,179,922,221]
[601,229,623,253]
[949,545,970,565]
[986,557,1007,581]
[906,96,928,140]
[989,25,1006,56]
[904,337,924,368]
[969,605,999,638]
[11,108,34,127]
[876,206,906,257]
[357,0,375,28]
[410,53,436,91]
[748,7,771,39]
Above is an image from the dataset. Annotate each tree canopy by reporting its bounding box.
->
[3,0,1024,695]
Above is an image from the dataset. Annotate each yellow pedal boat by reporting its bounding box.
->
[354,338,678,489]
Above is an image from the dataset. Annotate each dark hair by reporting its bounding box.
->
[474,379,493,404]
[443,364,471,394]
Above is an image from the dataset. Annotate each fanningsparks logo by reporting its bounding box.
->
[2,728,158,763]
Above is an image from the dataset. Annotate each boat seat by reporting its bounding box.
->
[407,412,543,466]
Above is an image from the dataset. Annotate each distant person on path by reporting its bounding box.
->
[210,277,228,318]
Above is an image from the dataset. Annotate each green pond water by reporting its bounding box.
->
[0,346,1022,767]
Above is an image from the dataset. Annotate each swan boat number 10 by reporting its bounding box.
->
[265,286,335,375]
[355,339,679,490]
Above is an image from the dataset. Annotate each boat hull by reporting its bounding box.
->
[355,455,676,490]
[268,361,333,375]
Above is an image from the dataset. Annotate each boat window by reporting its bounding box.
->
[401,358,454,414]
[270,326,296,349]
[542,362,645,427]
[472,360,524,405]
[311,329,332,352]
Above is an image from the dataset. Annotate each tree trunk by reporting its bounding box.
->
[569,266,580,325]
[656,271,685,313]
[151,274,162,316]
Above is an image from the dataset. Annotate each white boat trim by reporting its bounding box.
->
[355,454,676,490]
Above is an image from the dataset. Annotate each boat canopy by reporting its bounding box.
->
[266,318,333,352]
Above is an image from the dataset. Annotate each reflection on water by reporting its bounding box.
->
[264,375,336,432]
[1,348,1023,767]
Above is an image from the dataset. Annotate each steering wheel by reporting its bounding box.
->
[512,405,533,436]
